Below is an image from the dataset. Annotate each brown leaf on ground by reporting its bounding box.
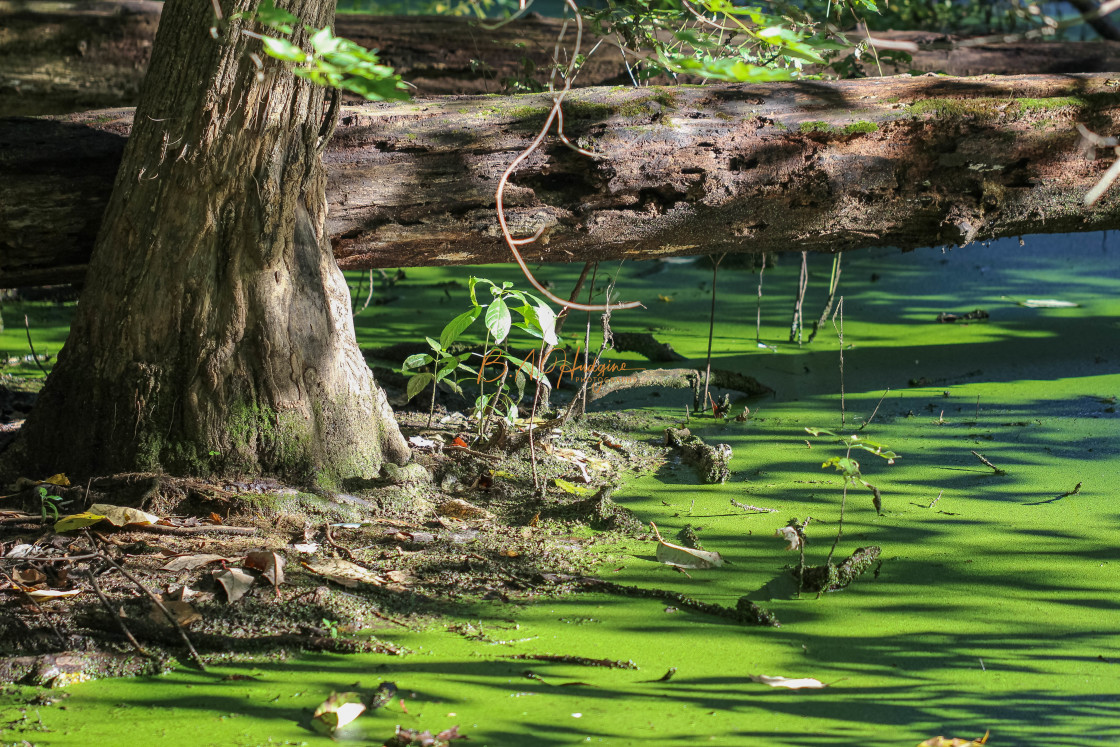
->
[159,554,228,572]
[149,599,201,627]
[214,567,256,603]
[244,550,286,588]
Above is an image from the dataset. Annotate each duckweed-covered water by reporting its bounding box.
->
[2,232,1118,746]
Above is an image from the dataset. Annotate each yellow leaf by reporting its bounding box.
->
[26,589,83,601]
[87,503,160,527]
[54,512,108,533]
[43,474,71,487]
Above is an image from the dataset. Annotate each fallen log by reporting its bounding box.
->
[4,74,1120,288]
[5,1,1120,112]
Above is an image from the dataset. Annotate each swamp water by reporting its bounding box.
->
[1,233,1118,746]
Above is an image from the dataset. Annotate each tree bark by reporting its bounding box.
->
[7,0,409,482]
[5,2,1120,113]
[5,73,1120,288]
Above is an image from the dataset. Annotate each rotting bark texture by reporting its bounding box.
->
[10,0,409,481]
[7,1,1120,114]
[5,73,1120,288]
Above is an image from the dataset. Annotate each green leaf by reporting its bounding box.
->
[434,357,458,383]
[468,276,491,307]
[309,26,341,56]
[440,307,481,348]
[256,0,298,32]
[504,354,551,388]
[402,353,434,371]
[485,298,512,344]
[554,478,596,496]
[406,372,434,402]
[535,300,558,346]
[261,36,306,63]
[425,336,442,352]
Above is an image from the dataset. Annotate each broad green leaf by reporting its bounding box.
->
[535,300,558,345]
[485,298,512,344]
[434,357,458,383]
[425,336,442,352]
[406,372,434,402]
[309,26,341,56]
[402,353,434,371]
[440,307,481,348]
[261,36,306,63]
[504,354,551,388]
[256,0,297,32]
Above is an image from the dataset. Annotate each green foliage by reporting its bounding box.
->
[581,0,882,84]
[402,277,558,430]
[36,485,67,524]
[237,0,410,102]
[805,427,897,515]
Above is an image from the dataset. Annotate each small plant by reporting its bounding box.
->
[36,486,67,524]
[804,428,898,563]
[321,618,340,639]
[402,277,557,432]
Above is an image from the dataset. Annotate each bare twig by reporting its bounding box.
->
[971,450,1007,475]
[755,252,765,344]
[701,254,725,412]
[352,269,375,316]
[807,253,841,343]
[859,387,890,431]
[832,297,846,427]
[0,567,68,647]
[790,252,808,344]
[86,532,206,671]
[730,499,777,514]
[24,314,49,377]
[85,569,150,658]
[494,0,641,312]
[323,521,356,561]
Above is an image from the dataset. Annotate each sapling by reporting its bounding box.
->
[403,277,557,435]
[804,428,898,565]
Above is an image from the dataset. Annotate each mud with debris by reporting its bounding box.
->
[0,400,686,686]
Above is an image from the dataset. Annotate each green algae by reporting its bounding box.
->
[6,234,1120,746]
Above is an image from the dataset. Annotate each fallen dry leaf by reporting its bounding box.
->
[748,674,826,689]
[775,525,803,551]
[214,567,256,603]
[87,504,160,527]
[149,599,201,627]
[651,521,723,569]
[311,691,366,736]
[159,554,228,572]
[437,498,493,521]
[302,558,383,588]
[244,550,286,588]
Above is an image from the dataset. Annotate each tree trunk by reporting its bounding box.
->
[6,2,1120,113]
[8,0,409,482]
[5,73,1120,288]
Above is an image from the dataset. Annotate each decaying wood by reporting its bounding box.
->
[6,1,1120,114]
[4,73,1120,288]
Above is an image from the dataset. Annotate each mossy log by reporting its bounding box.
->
[5,1,1120,114]
[5,74,1120,287]
[664,427,732,484]
[797,545,882,593]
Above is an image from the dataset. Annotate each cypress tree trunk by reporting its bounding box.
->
[12,0,409,482]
